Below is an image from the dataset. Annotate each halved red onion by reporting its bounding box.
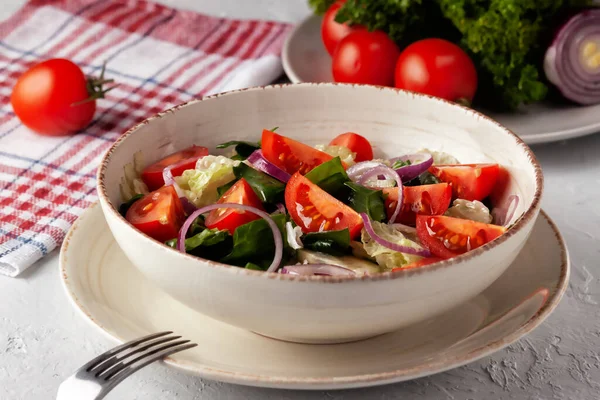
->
[177,203,283,272]
[492,195,520,227]
[247,150,291,182]
[281,264,356,276]
[544,9,600,105]
[347,161,403,224]
[389,153,433,182]
[360,213,431,257]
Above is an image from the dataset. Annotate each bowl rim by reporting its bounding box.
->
[97,82,544,283]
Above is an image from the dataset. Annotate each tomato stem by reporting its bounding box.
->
[72,61,119,107]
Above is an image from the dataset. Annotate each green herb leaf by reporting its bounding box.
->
[303,229,351,256]
[220,213,288,266]
[233,163,285,204]
[344,182,386,222]
[118,194,144,217]
[404,171,440,187]
[305,157,350,195]
[165,228,230,252]
[392,159,411,169]
[216,140,261,159]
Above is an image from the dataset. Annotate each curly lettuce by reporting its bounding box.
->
[175,155,240,207]
[361,220,425,270]
[315,144,356,166]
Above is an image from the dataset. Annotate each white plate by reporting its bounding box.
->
[59,203,569,390]
[60,205,569,389]
[282,15,600,145]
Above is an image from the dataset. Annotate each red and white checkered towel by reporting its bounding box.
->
[0,0,292,277]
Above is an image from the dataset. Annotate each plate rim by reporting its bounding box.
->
[59,203,570,390]
[281,14,600,146]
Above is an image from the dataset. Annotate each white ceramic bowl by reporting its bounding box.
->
[97,83,543,344]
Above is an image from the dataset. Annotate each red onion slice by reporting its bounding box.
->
[247,150,291,182]
[177,203,283,272]
[281,264,356,276]
[544,9,600,105]
[360,213,431,257]
[347,161,403,224]
[389,153,434,182]
[492,195,520,227]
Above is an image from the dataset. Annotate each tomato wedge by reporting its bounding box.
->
[261,129,334,175]
[329,132,373,162]
[285,172,363,238]
[205,178,264,234]
[416,215,506,259]
[392,256,443,271]
[428,164,499,201]
[126,185,185,243]
[383,183,452,225]
[141,145,209,191]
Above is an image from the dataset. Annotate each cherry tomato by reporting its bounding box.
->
[394,38,478,103]
[332,30,400,86]
[205,178,265,234]
[10,59,108,136]
[285,172,363,238]
[141,145,209,191]
[321,1,355,56]
[126,185,185,243]
[489,165,511,206]
[383,183,452,225]
[261,129,334,175]
[416,215,506,259]
[392,256,444,271]
[428,164,499,202]
[329,132,373,162]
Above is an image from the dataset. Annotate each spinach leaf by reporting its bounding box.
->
[216,140,260,159]
[220,213,288,266]
[303,229,351,256]
[217,179,237,198]
[165,228,230,252]
[404,171,440,186]
[118,194,144,217]
[392,159,412,169]
[344,182,386,222]
[245,262,265,271]
[305,157,349,195]
[233,163,285,204]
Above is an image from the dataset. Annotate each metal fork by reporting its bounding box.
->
[56,332,197,400]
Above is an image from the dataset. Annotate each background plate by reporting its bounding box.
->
[282,15,600,145]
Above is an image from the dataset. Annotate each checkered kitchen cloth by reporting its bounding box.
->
[0,0,292,277]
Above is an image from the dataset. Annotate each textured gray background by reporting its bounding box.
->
[1,1,599,399]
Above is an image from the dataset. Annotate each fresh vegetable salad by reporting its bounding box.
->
[118,130,519,277]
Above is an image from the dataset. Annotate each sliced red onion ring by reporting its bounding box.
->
[247,150,291,182]
[492,195,520,227]
[347,161,403,224]
[360,213,431,257]
[358,166,398,188]
[177,203,283,272]
[280,264,356,276]
[544,9,600,105]
[275,203,287,215]
[389,153,433,182]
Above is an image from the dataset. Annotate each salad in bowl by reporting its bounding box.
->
[118,129,518,277]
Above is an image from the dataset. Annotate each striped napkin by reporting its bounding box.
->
[0,0,292,277]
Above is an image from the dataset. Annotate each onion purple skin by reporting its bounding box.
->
[390,153,434,182]
[247,150,291,182]
[281,264,356,277]
[360,213,431,257]
[177,203,283,272]
[544,9,600,105]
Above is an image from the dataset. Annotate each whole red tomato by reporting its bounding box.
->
[394,38,478,104]
[321,0,354,56]
[11,59,113,136]
[332,30,400,86]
